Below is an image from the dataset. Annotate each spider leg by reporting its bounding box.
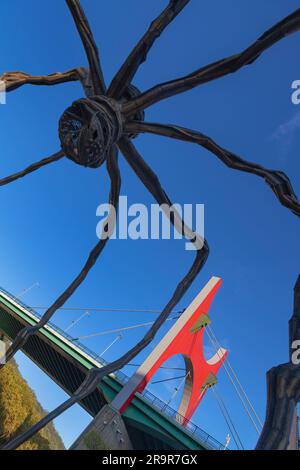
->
[0,151,64,187]
[122,9,300,115]
[0,146,120,370]
[107,0,190,100]
[66,0,106,95]
[119,137,206,251]
[126,121,300,217]
[2,137,209,450]
[1,68,89,94]
[255,361,300,449]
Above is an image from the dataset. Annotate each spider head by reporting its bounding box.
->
[58,96,123,168]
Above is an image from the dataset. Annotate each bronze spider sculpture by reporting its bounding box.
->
[1,0,300,450]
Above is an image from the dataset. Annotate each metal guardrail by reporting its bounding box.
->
[0,286,224,450]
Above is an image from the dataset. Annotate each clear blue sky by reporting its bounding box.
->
[1,0,299,450]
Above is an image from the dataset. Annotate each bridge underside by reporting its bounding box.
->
[0,307,106,414]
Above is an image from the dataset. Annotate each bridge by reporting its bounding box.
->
[0,286,224,450]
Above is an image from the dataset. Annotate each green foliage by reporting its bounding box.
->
[0,359,65,450]
[83,430,107,450]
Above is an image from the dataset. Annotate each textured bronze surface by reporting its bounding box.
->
[256,277,300,450]
[59,96,123,168]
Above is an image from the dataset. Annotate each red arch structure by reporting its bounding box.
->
[112,276,227,424]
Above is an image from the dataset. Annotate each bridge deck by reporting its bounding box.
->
[0,287,224,450]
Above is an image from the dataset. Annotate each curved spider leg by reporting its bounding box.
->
[0,151,64,187]
[126,121,300,217]
[0,146,120,370]
[118,137,206,252]
[1,68,88,93]
[122,8,300,115]
[2,137,209,451]
[66,0,106,95]
[107,0,190,100]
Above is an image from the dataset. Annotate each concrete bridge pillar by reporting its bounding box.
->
[70,404,133,450]
[0,334,11,365]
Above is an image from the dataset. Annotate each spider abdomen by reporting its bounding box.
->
[58,96,123,168]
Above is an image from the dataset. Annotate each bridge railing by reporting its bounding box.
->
[0,286,224,450]
[139,389,224,450]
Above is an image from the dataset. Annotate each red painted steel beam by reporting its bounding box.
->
[112,277,227,423]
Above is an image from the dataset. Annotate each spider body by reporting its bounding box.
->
[58,84,144,167]
[121,84,145,137]
[59,95,122,167]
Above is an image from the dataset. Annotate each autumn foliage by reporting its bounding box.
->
[0,359,64,450]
